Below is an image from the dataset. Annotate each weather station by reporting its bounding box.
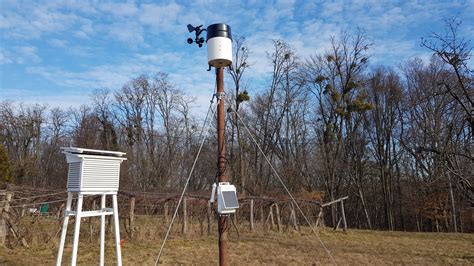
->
[156,23,237,266]
[188,22,237,266]
[56,147,126,266]
[187,23,233,69]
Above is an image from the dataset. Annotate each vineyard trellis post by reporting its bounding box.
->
[0,190,13,246]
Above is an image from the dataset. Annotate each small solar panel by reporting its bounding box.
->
[222,191,239,208]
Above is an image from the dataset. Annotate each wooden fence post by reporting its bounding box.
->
[275,203,282,233]
[0,191,12,246]
[164,201,169,225]
[270,205,275,230]
[265,204,275,231]
[335,217,342,230]
[250,199,254,231]
[341,199,347,232]
[315,207,324,228]
[4,192,11,212]
[129,196,136,238]
[1,192,11,245]
[182,197,187,236]
[290,202,299,231]
[0,191,27,248]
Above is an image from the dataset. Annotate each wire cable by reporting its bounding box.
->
[155,93,216,266]
[9,191,67,202]
[230,215,240,240]
[230,108,337,265]
[7,195,94,209]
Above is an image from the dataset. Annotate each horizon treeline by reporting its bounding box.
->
[1,18,472,233]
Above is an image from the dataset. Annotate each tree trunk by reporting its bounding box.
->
[447,172,458,232]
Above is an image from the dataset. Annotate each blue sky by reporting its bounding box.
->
[1,0,473,112]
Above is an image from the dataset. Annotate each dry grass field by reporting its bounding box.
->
[0,216,473,265]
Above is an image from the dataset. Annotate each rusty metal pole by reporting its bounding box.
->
[216,67,229,266]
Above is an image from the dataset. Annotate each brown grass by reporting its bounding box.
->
[0,216,473,265]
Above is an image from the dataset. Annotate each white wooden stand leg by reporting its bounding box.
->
[112,194,122,266]
[100,194,106,266]
[71,194,83,265]
[56,192,73,266]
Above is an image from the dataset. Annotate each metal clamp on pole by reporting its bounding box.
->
[216,92,225,100]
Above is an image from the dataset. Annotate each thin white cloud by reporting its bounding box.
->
[139,2,182,29]
[26,65,131,90]
[1,4,81,39]
[370,39,416,66]
[45,38,95,58]
[48,39,67,48]
[320,0,344,19]
[0,49,13,64]
[98,2,138,17]
[13,46,41,64]
[74,19,94,39]
[135,52,183,64]
[24,50,186,90]
[28,94,91,110]
[103,21,144,45]
[1,88,92,110]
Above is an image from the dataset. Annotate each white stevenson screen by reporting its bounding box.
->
[222,191,239,208]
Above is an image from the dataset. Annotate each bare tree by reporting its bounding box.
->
[401,57,469,232]
[39,107,69,187]
[0,101,46,186]
[304,30,372,227]
[365,67,403,230]
[228,36,251,194]
[421,16,473,135]
[92,88,118,150]
[248,39,299,193]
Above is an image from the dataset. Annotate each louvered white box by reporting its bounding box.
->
[61,147,126,193]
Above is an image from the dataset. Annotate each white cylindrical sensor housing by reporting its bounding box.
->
[206,23,232,68]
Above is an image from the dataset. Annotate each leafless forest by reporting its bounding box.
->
[1,18,472,233]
